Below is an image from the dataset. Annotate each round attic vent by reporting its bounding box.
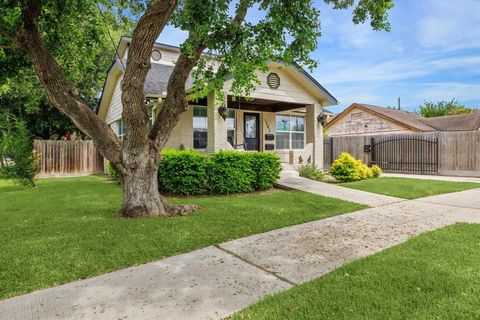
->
[267,73,280,89]
[151,49,162,61]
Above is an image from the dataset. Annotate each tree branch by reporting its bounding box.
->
[0,44,20,49]
[148,0,253,146]
[205,0,252,44]
[121,0,177,153]
[16,2,123,167]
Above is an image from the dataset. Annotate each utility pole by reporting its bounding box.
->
[397,97,401,110]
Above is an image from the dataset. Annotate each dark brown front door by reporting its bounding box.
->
[244,113,259,151]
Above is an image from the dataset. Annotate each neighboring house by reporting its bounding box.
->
[421,112,480,132]
[98,36,338,165]
[325,103,480,136]
[322,108,335,123]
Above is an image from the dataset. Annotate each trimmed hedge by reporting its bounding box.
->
[249,152,281,190]
[158,149,207,195]
[156,150,281,195]
[206,151,255,194]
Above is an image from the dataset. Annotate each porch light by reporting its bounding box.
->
[317,113,328,126]
[218,105,228,121]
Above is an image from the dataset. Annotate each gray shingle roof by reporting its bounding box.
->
[144,63,194,95]
[116,59,193,95]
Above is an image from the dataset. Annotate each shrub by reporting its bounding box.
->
[106,160,121,182]
[371,164,382,178]
[206,151,255,194]
[329,152,372,182]
[298,164,325,182]
[249,152,281,190]
[0,117,39,187]
[357,159,373,180]
[158,149,207,195]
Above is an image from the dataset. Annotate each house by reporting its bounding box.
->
[322,108,335,123]
[98,36,338,166]
[325,103,480,136]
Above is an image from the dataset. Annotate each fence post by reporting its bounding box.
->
[371,137,375,164]
[330,137,334,165]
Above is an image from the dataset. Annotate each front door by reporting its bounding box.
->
[244,113,259,151]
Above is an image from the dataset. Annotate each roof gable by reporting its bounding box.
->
[325,103,436,132]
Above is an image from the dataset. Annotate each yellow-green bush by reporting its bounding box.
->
[371,164,382,178]
[329,152,374,182]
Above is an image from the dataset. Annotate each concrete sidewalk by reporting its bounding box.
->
[277,175,403,207]
[1,188,480,319]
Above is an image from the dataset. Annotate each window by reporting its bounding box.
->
[275,115,305,150]
[227,109,236,146]
[117,120,125,140]
[193,106,207,149]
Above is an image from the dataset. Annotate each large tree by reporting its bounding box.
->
[1,0,394,218]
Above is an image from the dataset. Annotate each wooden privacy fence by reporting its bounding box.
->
[34,140,104,177]
[323,131,480,177]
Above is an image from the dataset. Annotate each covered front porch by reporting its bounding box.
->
[163,63,337,167]
[205,93,325,166]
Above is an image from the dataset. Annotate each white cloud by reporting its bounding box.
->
[411,82,480,103]
[416,0,480,50]
[316,53,480,85]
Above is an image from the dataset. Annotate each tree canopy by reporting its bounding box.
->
[1,0,394,217]
[0,0,135,139]
[418,99,475,118]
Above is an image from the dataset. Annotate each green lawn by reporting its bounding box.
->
[341,177,479,199]
[0,176,365,300]
[233,223,480,320]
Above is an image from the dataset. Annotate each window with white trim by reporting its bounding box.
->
[275,115,305,150]
[193,105,207,149]
[227,109,236,146]
[117,120,125,140]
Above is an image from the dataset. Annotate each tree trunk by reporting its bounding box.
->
[119,144,198,218]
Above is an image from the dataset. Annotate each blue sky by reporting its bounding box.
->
[158,0,480,113]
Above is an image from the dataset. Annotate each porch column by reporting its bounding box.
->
[306,102,324,168]
[206,91,232,153]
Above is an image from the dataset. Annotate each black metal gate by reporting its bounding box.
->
[371,135,438,175]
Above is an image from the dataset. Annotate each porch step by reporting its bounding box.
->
[280,163,299,178]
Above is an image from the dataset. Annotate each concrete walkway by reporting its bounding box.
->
[2,188,480,319]
[382,172,480,183]
[277,175,403,207]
